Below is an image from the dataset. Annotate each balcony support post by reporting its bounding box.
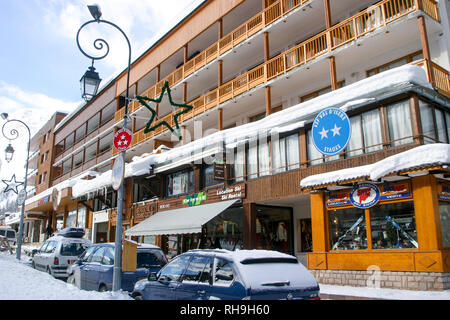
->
[417,15,435,88]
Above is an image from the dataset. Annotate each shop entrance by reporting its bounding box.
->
[255,205,294,255]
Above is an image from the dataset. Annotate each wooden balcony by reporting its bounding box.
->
[112,0,443,154]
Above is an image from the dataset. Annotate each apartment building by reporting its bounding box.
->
[24,0,450,290]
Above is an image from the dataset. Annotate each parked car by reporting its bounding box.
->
[67,243,167,292]
[31,228,91,279]
[0,227,16,246]
[131,249,320,300]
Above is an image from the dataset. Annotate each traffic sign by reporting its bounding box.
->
[312,107,351,156]
[17,189,27,206]
[113,128,133,152]
[112,155,125,191]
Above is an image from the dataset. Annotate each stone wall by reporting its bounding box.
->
[310,270,450,291]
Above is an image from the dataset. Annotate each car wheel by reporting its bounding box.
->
[47,267,53,277]
[98,284,108,292]
[133,294,143,300]
[67,275,75,285]
[31,261,35,269]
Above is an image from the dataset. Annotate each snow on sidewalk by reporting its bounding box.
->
[0,252,132,300]
[320,284,450,300]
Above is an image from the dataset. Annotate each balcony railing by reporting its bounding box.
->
[111,0,442,156]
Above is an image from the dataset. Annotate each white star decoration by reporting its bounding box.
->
[319,127,329,140]
[2,174,24,195]
[331,124,342,136]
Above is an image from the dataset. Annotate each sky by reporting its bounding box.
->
[0,0,203,193]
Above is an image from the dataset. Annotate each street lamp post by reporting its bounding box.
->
[76,4,132,292]
[1,113,31,260]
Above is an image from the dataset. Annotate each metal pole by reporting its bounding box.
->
[16,133,30,260]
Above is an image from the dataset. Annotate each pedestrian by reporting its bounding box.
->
[46,224,53,240]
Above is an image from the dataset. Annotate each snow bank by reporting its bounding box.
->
[0,252,132,300]
[73,65,431,198]
[300,144,450,188]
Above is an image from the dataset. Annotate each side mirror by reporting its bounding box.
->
[148,272,157,281]
[75,258,83,266]
[31,249,39,256]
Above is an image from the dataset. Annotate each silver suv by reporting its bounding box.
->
[32,231,91,279]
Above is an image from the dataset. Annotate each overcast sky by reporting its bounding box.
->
[0,0,203,185]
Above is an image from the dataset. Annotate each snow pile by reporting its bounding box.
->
[319,284,450,300]
[300,143,450,188]
[0,252,132,300]
[72,64,431,198]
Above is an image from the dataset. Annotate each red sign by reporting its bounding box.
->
[113,128,133,152]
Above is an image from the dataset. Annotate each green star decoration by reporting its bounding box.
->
[136,80,193,141]
[2,174,24,195]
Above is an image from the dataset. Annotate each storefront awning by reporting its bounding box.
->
[125,199,238,236]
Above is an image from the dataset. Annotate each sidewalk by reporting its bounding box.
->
[319,284,450,300]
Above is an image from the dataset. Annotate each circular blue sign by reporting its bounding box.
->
[312,107,351,156]
[349,183,381,209]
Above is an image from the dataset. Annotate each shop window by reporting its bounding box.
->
[386,100,413,146]
[204,206,243,251]
[255,206,293,254]
[329,208,368,250]
[66,210,77,227]
[370,202,417,249]
[299,218,313,252]
[133,182,156,203]
[439,201,450,248]
[202,165,223,189]
[165,169,194,197]
[77,207,86,228]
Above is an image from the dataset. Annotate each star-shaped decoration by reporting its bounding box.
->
[2,174,24,195]
[319,127,329,140]
[331,123,342,136]
[136,81,193,141]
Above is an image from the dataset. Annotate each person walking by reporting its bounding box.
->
[45,223,53,240]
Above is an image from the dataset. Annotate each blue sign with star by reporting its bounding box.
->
[312,107,351,156]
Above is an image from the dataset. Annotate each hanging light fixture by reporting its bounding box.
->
[4,143,14,163]
[80,64,102,102]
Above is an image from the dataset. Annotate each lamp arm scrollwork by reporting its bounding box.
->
[1,119,31,142]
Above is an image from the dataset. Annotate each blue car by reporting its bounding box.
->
[131,249,320,300]
[67,243,167,292]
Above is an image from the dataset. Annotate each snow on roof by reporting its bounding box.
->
[300,143,450,189]
[72,64,432,198]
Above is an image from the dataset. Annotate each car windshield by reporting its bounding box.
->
[137,250,166,268]
[60,242,88,256]
[6,231,15,238]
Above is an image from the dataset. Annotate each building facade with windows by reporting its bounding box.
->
[23,0,449,290]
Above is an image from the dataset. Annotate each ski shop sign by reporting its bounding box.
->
[349,183,380,209]
[326,181,411,208]
[438,182,450,201]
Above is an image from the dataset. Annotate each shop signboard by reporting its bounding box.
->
[349,182,380,209]
[38,195,50,206]
[438,182,450,201]
[326,181,411,208]
[312,107,351,156]
[213,162,226,180]
[183,192,207,207]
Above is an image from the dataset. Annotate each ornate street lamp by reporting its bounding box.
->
[1,113,31,260]
[80,64,102,102]
[76,4,132,291]
[4,143,14,163]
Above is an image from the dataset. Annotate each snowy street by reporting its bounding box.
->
[1,251,449,300]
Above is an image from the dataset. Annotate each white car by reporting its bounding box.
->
[32,229,91,279]
[0,227,16,247]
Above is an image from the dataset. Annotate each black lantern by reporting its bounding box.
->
[80,65,101,102]
[5,143,14,162]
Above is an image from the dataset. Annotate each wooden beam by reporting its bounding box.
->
[264,32,270,61]
[329,56,337,91]
[417,15,435,87]
[310,192,328,252]
[323,0,332,28]
[265,86,272,116]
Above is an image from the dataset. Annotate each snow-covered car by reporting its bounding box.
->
[31,228,91,279]
[131,249,320,300]
[67,243,167,292]
[0,227,16,246]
